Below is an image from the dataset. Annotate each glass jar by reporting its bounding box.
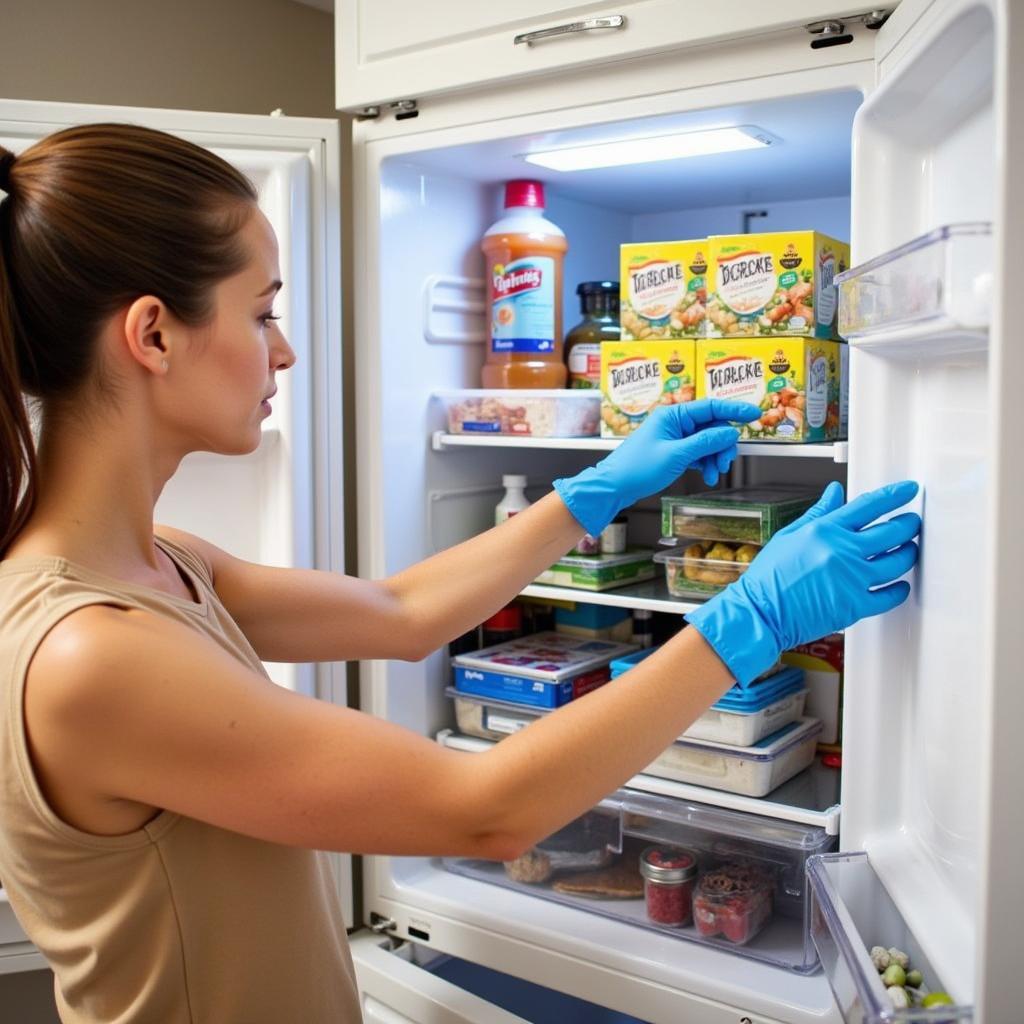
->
[565,281,620,389]
[639,845,698,926]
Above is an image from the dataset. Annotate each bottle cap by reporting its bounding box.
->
[483,605,523,631]
[504,180,545,209]
[502,474,527,488]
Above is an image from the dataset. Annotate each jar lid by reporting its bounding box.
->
[639,845,697,883]
[576,280,619,295]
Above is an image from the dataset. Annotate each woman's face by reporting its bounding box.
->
[170,208,296,456]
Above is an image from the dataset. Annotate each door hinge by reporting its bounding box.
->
[355,99,419,123]
[806,9,892,48]
[369,912,398,934]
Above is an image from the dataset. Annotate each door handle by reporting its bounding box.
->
[514,15,626,47]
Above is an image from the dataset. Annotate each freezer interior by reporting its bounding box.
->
[362,86,862,1017]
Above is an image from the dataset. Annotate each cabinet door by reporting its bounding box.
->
[336,0,862,111]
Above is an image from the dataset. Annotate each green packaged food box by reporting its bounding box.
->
[536,547,656,592]
[660,488,818,545]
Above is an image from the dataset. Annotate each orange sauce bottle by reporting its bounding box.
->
[481,181,569,388]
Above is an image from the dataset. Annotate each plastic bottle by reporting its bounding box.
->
[495,474,530,525]
[481,605,523,647]
[481,181,569,388]
[565,281,621,389]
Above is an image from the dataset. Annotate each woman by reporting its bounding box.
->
[0,124,919,1024]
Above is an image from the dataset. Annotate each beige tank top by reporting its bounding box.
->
[0,535,362,1023]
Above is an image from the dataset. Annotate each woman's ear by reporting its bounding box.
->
[122,295,175,376]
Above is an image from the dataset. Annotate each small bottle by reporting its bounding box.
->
[565,281,621,389]
[600,516,628,554]
[640,845,698,927]
[632,609,654,648]
[495,474,530,525]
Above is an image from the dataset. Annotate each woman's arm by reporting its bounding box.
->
[159,491,583,664]
[26,604,730,857]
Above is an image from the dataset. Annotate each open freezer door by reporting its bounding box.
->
[819,0,1024,1020]
[350,932,530,1024]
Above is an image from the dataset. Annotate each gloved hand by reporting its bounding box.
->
[553,399,762,536]
[686,480,921,686]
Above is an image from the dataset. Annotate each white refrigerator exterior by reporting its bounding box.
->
[351,2,1021,1023]
[0,98,348,971]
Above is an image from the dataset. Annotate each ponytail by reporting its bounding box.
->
[0,149,37,555]
[0,125,258,557]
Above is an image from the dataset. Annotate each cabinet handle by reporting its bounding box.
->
[514,15,626,47]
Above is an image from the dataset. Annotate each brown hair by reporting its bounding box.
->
[0,123,259,556]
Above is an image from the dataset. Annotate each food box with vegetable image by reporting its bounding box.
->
[697,337,847,442]
[599,340,696,438]
[435,389,600,437]
[661,487,818,545]
[706,231,849,339]
[452,632,637,708]
[655,538,759,598]
[536,547,657,592]
[443,786,835,973]
[619,240,707,340]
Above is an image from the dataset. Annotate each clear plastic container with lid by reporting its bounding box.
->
[481,180,569,388]
[660,487,819,545]
[565,281,620,389]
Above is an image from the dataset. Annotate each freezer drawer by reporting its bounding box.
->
[444,786,834,974]
[807,852,972,1022]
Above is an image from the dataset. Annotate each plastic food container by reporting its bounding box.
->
[640,845,698,926]
[694,862,774,945]
[444,786,835,973]
[451,632,637,708]
[643,718,823,797]
[654,539,758,598]
[435,389,601,437]
[610,652,808,745]
[661,487,818,545]
[536,547,656,592]
[836,222,991,342]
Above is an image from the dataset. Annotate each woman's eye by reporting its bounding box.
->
[259,313,281,327]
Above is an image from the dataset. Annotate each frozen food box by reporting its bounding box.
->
[599,340,696,438]
[660,487,818,545]
[435,389,600,437]
[452,631,637,708]
[783,634,844,747]
[536,547,657,592]
[706,231,849,339]
[696,337,847,442]
[554,603,634,642]
[654,538,759,599]
[643,718,823,797]
[619,240,708,340]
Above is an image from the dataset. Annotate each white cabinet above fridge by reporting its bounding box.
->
[334,0,892,114]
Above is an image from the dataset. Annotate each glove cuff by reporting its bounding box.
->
[684,579,781,687]
[553,465,621,537]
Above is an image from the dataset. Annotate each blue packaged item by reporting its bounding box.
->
[453,631,638,709]
[555,604,631,630]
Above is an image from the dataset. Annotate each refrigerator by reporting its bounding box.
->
[3,0,1023,1019]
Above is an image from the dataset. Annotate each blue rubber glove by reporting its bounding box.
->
[685,480,921,686]
[554,399,762,537]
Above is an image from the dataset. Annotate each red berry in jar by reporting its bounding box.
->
[693,863,773,946]
[639,845,698,927]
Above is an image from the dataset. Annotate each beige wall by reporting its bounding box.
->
[0,1,350,1020]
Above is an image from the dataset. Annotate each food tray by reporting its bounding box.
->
[444,786,834,973]
[660,487,818,545]
[435,389,601,437]
[654,539,758,598]
[451,632,637,709]
[644,718,822,797]
[808,852,973,1022]
[836,223,991,342]
[536,547,656,592]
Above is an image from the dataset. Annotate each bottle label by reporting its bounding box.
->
[567,342,601,387]
[490,256,556,353]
